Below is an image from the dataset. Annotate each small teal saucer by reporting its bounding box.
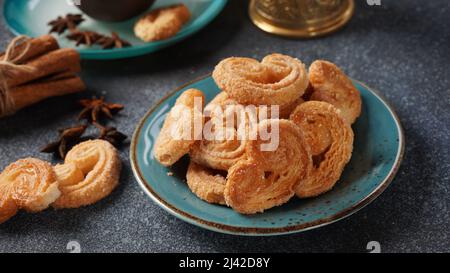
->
[3,0,227,60]
[130,75,405,236]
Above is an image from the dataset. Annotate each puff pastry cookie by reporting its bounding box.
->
[290,101,354,198]
[308,60,362,124]
[154,89,205,166]
[186,161,227,205]
[191,101,251,171]
[213,54,309,106]
[53,140,121,209]
[224,119,312,214]
[134,4,191,42]
[0,158,60,223]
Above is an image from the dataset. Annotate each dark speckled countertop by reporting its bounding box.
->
[0,0,448,253]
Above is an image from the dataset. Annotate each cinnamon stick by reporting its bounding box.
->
[6,48,81,88]
[0,35,59,64]
[37,70,79,82]
[10,75,86,111]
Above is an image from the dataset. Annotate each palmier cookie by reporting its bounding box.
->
[191,100,251,171]
[290,101,354,198]
[195,92,299,171]
[154,89,205,167]
[213,53,309,106]
[193,92,302,171]
[308,60,362,124]
[0,158,60,224]
[52,140,121,209]
[225,119,312,214]
[186,161,227,205]
[134,4,191,42]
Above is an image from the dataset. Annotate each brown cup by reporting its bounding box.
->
[75,0,156,22]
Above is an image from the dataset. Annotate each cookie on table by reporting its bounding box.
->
[308,60,362,124]
[134,4,191,42]
[0,158,61,224]
[52,140,121,209]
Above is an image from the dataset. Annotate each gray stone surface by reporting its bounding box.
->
[0,0,448,253]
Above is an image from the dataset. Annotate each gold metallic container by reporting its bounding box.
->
[249,0,355,38]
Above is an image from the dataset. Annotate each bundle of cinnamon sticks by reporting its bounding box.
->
[0,35,85,117]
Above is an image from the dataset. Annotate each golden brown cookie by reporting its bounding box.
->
[0,158,60,220]
[52,140,121,209]
[191,100,251,171]
[290,101,354,198]
[224,119,312,214]
[194,92,306,172]
[308,60,362,124]
[134,4,191,42]
[186,161,227,205]
[190,136,248,171]
[213,54,309,106]
[154,88,205,167]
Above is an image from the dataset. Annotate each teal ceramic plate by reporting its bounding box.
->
[3,0,227,60]
[131,75,405,236]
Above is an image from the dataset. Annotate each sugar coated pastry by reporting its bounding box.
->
[52,140,121,209]
[154,88,205,166]
[186,162,227,205]
[134,4,191,42]
[0,158,60,223]
[213,54,309,106]
[191,100,251,171]
[190,133,248,171]
[224,119,312,214]
[290,101,354,198]
[308,60,362,124]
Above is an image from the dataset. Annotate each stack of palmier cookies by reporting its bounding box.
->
[154,53,361,214]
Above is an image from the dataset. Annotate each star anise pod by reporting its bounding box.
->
[96,32,131,49]
[78,96,124,123]
[67,30,103,46]
[48,14,84,34]
[94,123,127,147]
[41,125,87,159]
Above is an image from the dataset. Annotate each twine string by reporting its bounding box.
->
[0,36,36,117]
